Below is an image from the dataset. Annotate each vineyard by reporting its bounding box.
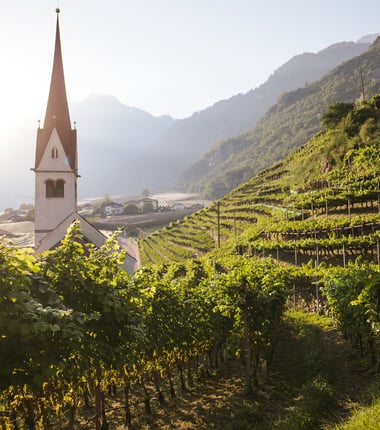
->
[2,99,380,428]
[1,224,293,429]
[140,96,380,269]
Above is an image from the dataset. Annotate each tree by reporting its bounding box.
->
[321,102,354,130]
[141,188,150,197]
[125,203,139,214]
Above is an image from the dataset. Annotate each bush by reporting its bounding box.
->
[125,204,139,215]
[321,102,355,130]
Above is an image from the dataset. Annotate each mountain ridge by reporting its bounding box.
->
[157,39,373,186]
[0,35,378,210]
[178,36,380,198]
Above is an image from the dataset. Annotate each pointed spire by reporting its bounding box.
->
[35,9,77,170]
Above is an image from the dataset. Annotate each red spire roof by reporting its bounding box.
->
[35,11,77,170]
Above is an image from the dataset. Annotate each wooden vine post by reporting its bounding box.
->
[342,243,346,268]
[314,260,320,314]
[316,243,319,266]
[217,201,220,248]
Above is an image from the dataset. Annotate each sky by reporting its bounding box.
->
[1,0,380,126]
[1,0,380,209]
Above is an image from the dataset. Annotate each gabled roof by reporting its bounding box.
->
[104,202,124,208]
[35,212,137,274]
[35,212,107,254]
[35,10,77,170]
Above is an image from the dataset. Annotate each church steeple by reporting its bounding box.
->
[35,8,77,171]
[34,9,78,249]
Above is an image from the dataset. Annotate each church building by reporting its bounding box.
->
[33,9,136,274]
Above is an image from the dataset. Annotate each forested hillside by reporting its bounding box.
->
[156,40,371,182]
[179,37,380,199]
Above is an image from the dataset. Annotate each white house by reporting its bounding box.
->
[104,202,124,216]
[172,202,186,210]
[137,198,159,211]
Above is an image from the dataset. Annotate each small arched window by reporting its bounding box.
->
[45,179,55,198]
[45,179,65,198]
[55,179,65,197]
[51,147,58,159]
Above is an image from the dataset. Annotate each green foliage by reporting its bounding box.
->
[343,103,377,136]
[6,89,380,428]
[0,223,142,427]
[211,256,289,393]
[180,43,380,199]
[140,92,380,268]
[0,243,73,391]
[321,260,380,359]
[125,203,139,214]
[281,376,335,430]
[330,396,380,429]
[0,228,293,427]
[321,102,355,130]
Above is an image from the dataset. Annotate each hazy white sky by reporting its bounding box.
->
[0,0,380,210]
[1,0,380,128]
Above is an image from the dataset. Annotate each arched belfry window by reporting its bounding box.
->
[51,147,58,159]
[45,179,65,198]
[45,179,55,198]
[55,179,65,197]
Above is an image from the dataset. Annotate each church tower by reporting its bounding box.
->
[32,9,136,273]
[34,9,78,248]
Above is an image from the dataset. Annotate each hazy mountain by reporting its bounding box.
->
[161,40,373,185]
[179,37,380,199]
[0,95,175,210]
[357,33,380,43]
[70,94,175,198]
[1,35,378,210]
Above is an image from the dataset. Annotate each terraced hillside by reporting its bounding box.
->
[139,95,380,267]
[179,36,380,199]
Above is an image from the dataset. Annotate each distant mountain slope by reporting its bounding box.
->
[179,37,380,199]
[0,94,175,210]
[70,94,175,198]
[158,40,372,184]
[1,36,377,210]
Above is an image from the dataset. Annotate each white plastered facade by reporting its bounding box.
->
[34,127,77,247]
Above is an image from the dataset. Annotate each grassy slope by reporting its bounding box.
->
[333,400,380,429]
[140,95,380,267]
